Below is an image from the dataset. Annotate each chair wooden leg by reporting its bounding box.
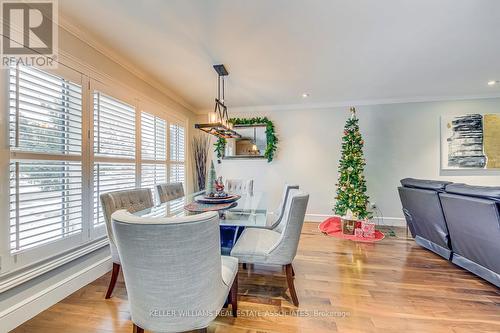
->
[285,264,299,306]
[230,272,238,317]
[105,262,120,299]
[132,323,144,333]
[291,264,295,276]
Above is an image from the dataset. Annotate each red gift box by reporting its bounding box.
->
[361,220,375,238]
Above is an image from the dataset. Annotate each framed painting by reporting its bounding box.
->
[441,113,500,170]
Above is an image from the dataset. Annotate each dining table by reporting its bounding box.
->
[132,191,269,254]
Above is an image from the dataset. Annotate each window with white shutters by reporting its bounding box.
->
[169,123,185,186]
[8,66,83,253]
[2,63,189,287]
[93,92,136,226]
[141,112,167,192]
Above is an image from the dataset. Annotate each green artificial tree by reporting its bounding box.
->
[334,107,371,219]
[206,160,216,194]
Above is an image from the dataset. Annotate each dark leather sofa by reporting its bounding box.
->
[398,178,500,288]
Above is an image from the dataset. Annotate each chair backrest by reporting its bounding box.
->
[268,190,309,264]
[270,184,299,232]
[439,184,500,281]
[100,188,154,247]
[398,178,452,259]
[156,182,185,203]
[111,210,226,332]
[225,179,254,195]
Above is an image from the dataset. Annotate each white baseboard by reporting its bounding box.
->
[0,256,111,333]
[306,213,406,227]
[374,216,407,227]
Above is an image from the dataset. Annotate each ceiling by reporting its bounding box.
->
[60,0,500,112]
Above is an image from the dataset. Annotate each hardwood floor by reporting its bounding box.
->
[12,223,500,333]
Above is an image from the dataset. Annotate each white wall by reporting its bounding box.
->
[213,98,500,223]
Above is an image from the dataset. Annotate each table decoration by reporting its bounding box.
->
[195,194,241,204]
[341,210,358,235]
[361,219,376,238]
[184,201,237,213]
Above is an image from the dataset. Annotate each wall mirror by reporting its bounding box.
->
[224,125,267,159]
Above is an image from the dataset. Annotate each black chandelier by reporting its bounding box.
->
[195,64,241,138]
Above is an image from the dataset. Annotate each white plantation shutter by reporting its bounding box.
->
[94,92,135,158]
[141,112,167,196]
[141,112,166,161]
[10,161,82,252]
[93,163,136,226]
[169,123,185,186]
[169,123,185,162]
[93,92,136,226]
[9,67,82,155]
[8,66,83,253]
[141,163,166,188]
[169,164,185,183]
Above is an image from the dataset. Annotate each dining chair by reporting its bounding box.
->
[111,210,238,333]
[156,182,185,203]
[230,190,309,306]
[225,179,254,195]
[266,184,300,232]
[100,188,154,299]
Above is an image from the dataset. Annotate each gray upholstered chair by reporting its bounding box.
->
[439,184,500,287]
[225,179,254,196]
[231,190,309,306]
[398,178,452,259]
[100,189,154,299]
[156,182,185,203]
[111,210,238,333]
[266,184,300,232]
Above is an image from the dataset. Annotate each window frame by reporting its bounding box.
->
[91,80,138,235]
[0,60,189,289]
[3,65,90,271]
[140,111,167,200]
[168,122,187,190]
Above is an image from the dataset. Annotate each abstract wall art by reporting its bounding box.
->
[441,114,500,170]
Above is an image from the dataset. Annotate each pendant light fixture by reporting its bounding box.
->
[195,64,241,138]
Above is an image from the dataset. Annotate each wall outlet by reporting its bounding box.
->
[369,202,377,209]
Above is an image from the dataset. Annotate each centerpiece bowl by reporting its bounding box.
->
[195,194,241,204]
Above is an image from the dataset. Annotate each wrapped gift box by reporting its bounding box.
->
[361,220,376,238]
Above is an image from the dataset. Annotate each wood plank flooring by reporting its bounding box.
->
[12,223,500,333]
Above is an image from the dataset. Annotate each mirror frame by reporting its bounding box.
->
[223,124,267,160]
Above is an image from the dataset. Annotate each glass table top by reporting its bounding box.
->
[132,191,268,227]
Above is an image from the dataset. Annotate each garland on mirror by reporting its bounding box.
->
[228,117,278,162]
[191,133,210,191]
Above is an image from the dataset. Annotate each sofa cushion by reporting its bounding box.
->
[445,184,500,200]
[400,178,452,191]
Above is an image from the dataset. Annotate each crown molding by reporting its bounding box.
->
[196,93,500,114]
[57,13,196,114]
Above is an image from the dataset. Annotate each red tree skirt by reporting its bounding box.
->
[318,216,385,243]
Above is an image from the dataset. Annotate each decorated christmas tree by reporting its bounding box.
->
[334,107,371,219]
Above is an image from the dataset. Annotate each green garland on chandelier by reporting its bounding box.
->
[214,137,226,163]
[228,117,278,162]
